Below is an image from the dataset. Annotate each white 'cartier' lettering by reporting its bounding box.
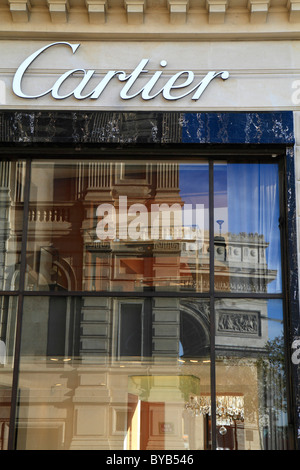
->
[12,41,230,102]
[13,42,81,99]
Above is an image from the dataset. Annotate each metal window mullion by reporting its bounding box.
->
[209,159,217,450]
[279,153,297,449]
[8,159,32,450]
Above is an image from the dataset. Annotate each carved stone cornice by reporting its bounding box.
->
[2,0,300,38]
[287,0,300,22]
[247,0,271,23]
[47,0,70,22]
[206,0,228,24]
[167,0,189,24]
[124,0,146,24]
[85,0,107,23]
[7,0,31,22]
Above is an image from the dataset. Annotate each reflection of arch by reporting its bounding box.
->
[52,259,77,291]
[8,267,20,291]
[179,301,210,358]
[8,258,77,291]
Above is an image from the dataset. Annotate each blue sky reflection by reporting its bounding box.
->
[179,162,282,294]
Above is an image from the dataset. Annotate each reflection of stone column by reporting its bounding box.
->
[156,163,181,203]
[70,367,111,450]
[0,162,11,290]
[70,296,113,449]
[79,297,112,363]
[81,162,113,291]
[152,163,183,288]
[151,297,180,361]
[153,241,181,288]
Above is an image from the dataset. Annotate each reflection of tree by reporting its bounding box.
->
[217,335,288,449]
[258,335,286,412]
[257,335,288,449]
[264,335,285,369]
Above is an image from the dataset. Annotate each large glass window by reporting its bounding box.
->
[214,162,282,294]
[0,160,26,291]
[16,296,211,450]
[0,296,18,450]
[25,160,209,292]
[0,154,293,450]
[215,298,287,450]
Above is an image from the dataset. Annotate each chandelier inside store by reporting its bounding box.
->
[185,395,244,426]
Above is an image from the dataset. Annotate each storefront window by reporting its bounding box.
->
[214,162,282,294]
[215,299,287,450]
[0,153,292,450]
[0,296,18,450]
[0,160,26,291]
[16,296,211,450]
[26,160,209,293]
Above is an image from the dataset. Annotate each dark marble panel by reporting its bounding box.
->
[286,146,300,450]
[0,111,184,144]
[182,112,295,144]
[286,147,299,335]
[0,110,295,145]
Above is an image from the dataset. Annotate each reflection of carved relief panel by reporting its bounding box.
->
[216,310,260,336]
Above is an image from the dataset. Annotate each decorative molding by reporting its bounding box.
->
[1,0,300,35]
[247,0,270,23]
[47,0,70,23]
[8,0,31,22]
[206,0,228,24]
[85,0,107,23]
[124,0,146,24]
[167,0,189,24]
[287,0,300,22]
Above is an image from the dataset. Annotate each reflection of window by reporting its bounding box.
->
[119,303,143,357]
[0,340,6,365]
[46,297,68,357]
[124,164,146,180]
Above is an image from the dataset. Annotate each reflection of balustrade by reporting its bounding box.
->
[28,207,70,223]
[0,162,10,188]
[157,163,179,189]
[88,162,111,189]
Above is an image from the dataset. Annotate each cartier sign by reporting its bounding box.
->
[12,42,230,102]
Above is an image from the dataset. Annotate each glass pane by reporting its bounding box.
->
[0,160,26,291]
[214,162,282,293]
[119,303,143,357]
[215,299,289,450]
[25,160,209,292]
[0,296,18,449]
[15,296,210,450]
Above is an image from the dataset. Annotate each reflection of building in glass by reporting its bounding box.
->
[18,161,278,294]
[0,161,25,291]
[215,232,277,293]
[0,160,287,450]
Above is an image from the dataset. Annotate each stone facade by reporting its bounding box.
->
[0,0,300,451]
